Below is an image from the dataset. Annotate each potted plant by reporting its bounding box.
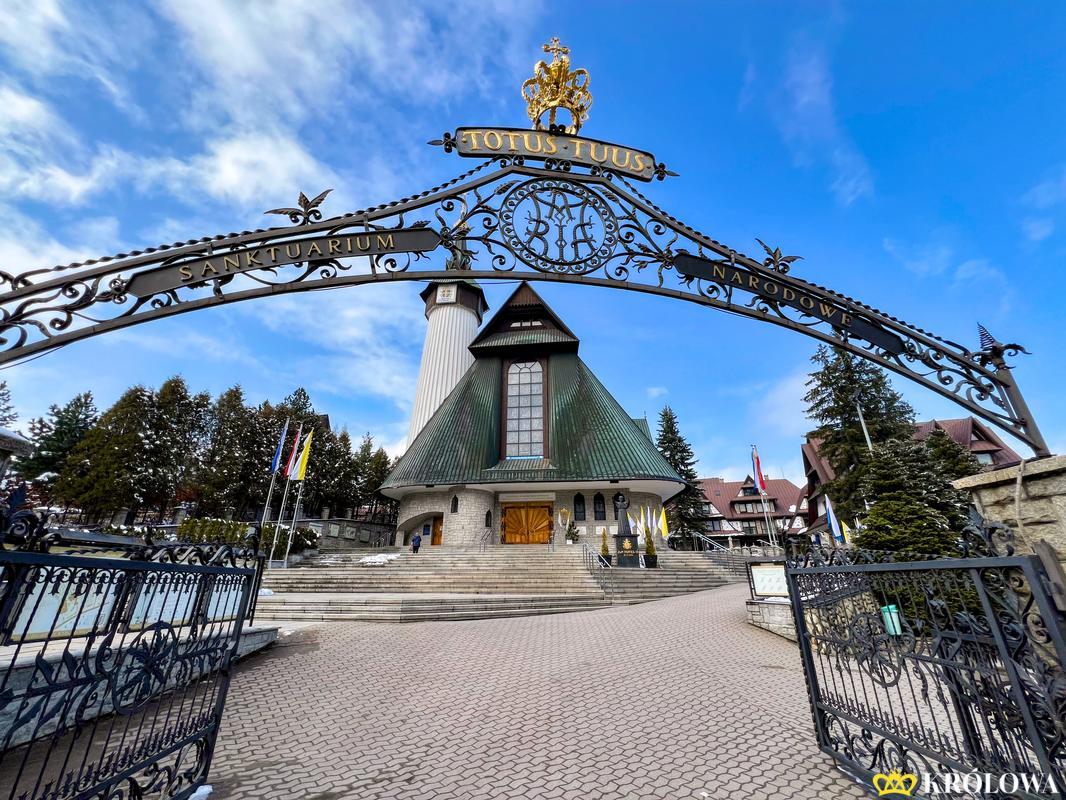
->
[565,519,579,544]
[644,523,658,568]
[599,527,612,566]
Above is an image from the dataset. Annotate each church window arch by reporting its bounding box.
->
[451,495,459,513]
[485,510,492,528]
[593,492,606,521]
[573,493,586,521]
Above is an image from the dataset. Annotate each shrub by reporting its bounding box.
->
[600,528,609,558]
[176,517,251,545]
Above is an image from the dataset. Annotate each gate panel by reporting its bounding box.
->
[787,543,1066,796]
[0,545,256,800]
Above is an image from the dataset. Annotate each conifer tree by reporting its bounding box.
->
[924,427,981,481]
[655,406,703,545]
[146,377,210,513]
[198,386,262,516]
[354,433,376,506]
[20,392,98,484]
[854,437,971,555]
[803,345,916,524]
[54,387,155,521]
[0,381,16,428]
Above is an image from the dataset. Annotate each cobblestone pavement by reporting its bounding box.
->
[210,584,870,799]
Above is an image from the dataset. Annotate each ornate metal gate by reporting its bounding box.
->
[786,523,1066,797]
[0,532,259,800]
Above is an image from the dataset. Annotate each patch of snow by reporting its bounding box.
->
[358,553,400,567]
[189,786,213,799]
[258,588,275,596]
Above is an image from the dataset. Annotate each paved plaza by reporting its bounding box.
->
[210,584,869,799]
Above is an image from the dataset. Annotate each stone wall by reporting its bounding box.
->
[953,455,1066,566]
[745,599,797,641]
[445,488,495,547]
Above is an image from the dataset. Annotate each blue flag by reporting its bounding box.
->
[270,419,289,474]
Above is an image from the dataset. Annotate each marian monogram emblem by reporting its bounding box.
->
[500,179,618,275]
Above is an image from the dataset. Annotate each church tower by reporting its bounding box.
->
[406,279,488,447]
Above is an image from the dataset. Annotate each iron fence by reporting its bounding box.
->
[786,521,1066,798]
[581,542,616,601]
[0,530,259,800]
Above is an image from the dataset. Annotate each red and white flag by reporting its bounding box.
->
[751,445,768,493]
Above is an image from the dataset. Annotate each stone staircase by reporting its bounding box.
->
[255,544,742,622]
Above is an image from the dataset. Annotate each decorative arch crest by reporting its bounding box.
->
[0,39,1048,458]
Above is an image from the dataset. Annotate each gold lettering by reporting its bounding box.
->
[483,130,503,150]
[306,242,323,257]
[243,249,262,267]
[355,235,371,251]
[542,135,558,155]
[179,265,193,281]
[713,264,726,280]
[285,243,302,259]
[763,281,778,295]
[631,153,648,173]
[328,239,342,255]
[748,274,760,290]
[610,146,632,170]
[522,132,543,154]
[267,246,280,262]
[731,272,745,286]
[800,295,815,310]
[782,288,796,302]
[818,302,838,320]
[223,254,240,272]
[841,313,853,326]
[589,143,608,163]
[465,130,483,151]
[376,233,395,249]
[200,261,219,277]
[504,131,522,150]
[572,139,589,159]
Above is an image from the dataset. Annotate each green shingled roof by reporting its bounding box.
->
[382,353,683,490]
[469,327,578,352]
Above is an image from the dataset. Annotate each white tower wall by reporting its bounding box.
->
[407,298,481,447]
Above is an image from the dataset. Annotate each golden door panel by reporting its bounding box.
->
[501,504,553,544]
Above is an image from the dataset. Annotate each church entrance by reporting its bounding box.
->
[500,503,553,544]
[431,516,443,546]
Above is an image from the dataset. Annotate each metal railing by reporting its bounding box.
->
[0,533,258,800]
[581,542,616,601]
[691,531,750,577]
[477,529,494,553]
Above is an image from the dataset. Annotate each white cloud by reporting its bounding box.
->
[882,237,954,276]
[778,39,872,206]
[752,370,811,438]
[1022,217,1054,242]
[953,258,1014,316]
[1023,166,1066,210]
[646,386,669,399]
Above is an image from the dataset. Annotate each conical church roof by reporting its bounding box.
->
[382,283,683,494]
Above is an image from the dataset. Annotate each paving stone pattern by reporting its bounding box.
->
[210,584,870,799]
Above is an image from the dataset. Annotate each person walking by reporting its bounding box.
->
[412,531,422,554]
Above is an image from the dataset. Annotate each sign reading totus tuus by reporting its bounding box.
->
[125,227,441,298]
[436,127,668,182]
[672,253,905,355]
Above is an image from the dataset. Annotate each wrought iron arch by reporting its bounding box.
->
[0,156,1049,456]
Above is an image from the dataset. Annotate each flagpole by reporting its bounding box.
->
[260,418,290,528]
[270,475,294,563]
[283,479,306,564]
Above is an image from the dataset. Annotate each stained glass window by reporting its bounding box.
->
[505,361,544,458]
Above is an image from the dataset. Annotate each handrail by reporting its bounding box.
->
[692,531,748,576]
[478,529,494,553]
[581,542,616,601]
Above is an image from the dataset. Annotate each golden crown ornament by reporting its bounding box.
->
[872,770,918,797]
[522,38,592,135]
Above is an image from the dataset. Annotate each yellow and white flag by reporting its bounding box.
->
[659,506,669,540]
[291,429,314,482]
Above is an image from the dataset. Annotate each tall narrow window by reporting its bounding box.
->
[505,360,544,458]
[485,510,492,528]
[573,493,586,521]
[451,495,459,513]
[593,492,606,521]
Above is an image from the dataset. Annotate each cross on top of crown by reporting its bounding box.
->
[543,37,569,60]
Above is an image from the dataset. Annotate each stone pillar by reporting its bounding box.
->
[173,506,188,525]
[321,507,330,520]
[953,455,1066,567]
[111,508,129,527]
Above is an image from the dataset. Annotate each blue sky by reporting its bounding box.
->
[1,2,1064,485]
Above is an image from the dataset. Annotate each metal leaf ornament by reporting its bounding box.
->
[265,189,333,225]
[755,238,802,274]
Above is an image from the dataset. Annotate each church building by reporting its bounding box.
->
[380,280,684,547]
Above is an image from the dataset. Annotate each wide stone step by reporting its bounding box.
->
[254,593,611,622]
